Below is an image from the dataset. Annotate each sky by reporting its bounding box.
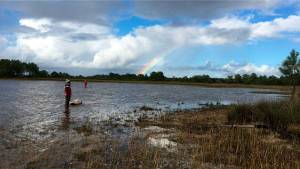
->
[0,0,300,77]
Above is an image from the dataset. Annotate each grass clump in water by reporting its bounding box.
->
[140,105,155,111]
[74,119,93,136]
[228,100,300,134]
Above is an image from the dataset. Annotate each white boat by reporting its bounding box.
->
[70,99,82,105]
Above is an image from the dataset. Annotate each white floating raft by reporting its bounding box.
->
[70,99,82,105]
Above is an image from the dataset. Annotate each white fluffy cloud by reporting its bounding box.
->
[0,36,7,48]
[211,15,300,39]
[20,18,52,33]
[251,15,300,38]
[168,61,279,76]
[1,14,300,75]
[4,17,252,69]
[222,61,279,76]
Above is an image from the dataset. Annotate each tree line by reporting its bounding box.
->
[0,49,299,86]
[0,59,71,78]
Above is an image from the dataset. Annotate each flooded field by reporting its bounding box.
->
[0,80,286,141]
[0,80,292,168]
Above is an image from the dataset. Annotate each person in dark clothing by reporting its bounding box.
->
[64,79,72,111]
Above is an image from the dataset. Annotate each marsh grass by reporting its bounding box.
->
[74,119,93,136]
[62,127,300,169]
[134,106,300,169]
[175,128,300,169]
[228,100,300,135]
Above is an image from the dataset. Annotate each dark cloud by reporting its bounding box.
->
[134,0,280,24]
[206,27,251,42]
[0,1,130,25]
[0,0,283,26]
[168,61,224,72]
[69,33,100,42]
[43,66,138,76]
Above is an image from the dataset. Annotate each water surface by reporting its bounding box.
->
[0,80,285,140]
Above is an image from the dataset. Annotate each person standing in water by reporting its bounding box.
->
[64,79,72,111]
[84,79,88,88]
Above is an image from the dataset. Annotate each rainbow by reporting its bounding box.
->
[138,56,165,75]
[138,49,174,75]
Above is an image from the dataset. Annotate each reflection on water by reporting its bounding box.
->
[61,112,70,130]
[0,80,286,141]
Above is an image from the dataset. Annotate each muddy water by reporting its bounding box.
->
[0,80,285,142]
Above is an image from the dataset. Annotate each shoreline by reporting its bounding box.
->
[0,77,291,91]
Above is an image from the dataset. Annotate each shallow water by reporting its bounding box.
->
[0,80,285,141]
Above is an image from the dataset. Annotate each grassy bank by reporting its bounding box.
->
[16,103,299,169]
[0,77,291,91]
[0,99,299,168]
[135,104,300,168]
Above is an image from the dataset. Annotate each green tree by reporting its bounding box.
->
[25,62,39,77]
[234,74,242,83]
[250,73,258,84]
[51,71,59,77]
[279,49,300,99]
[38,70,49,77]
[149,71,165,81]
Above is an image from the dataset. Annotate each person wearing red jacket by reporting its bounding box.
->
[64,79,72,110]
[84,79,88,88]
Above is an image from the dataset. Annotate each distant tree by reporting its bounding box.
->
[250,73,258,84]
[279,49,300,99]
[39,70,49,77]
[242,74,250,84]
[0,59,24,77]
[51,71,59,77]
[123,73,137,80]
[109,72,121,80]
[226,75,234,83]
[59,72,70,78]
[234,74,242,83]
[137,74,145,80]
[77,75,84,78]
[25,62,39,77]
[268,75,280,85]
[149,71,165,81]
[191,75,212,83]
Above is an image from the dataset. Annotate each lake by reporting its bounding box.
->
[0,80,286,141]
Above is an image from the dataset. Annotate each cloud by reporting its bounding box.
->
[251,15,300,38]
[168,61,279,77]
[3,18,111,66]
[1,13,300,75]
[0,0,290,26]
[0,35,7,47]
[1,17,253,70]
[0,1,129,24]
[19,18,52,33]
[222,61,279,76]
[209,15,300,39]
[210,16,251,29]
[134,0,281,23]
